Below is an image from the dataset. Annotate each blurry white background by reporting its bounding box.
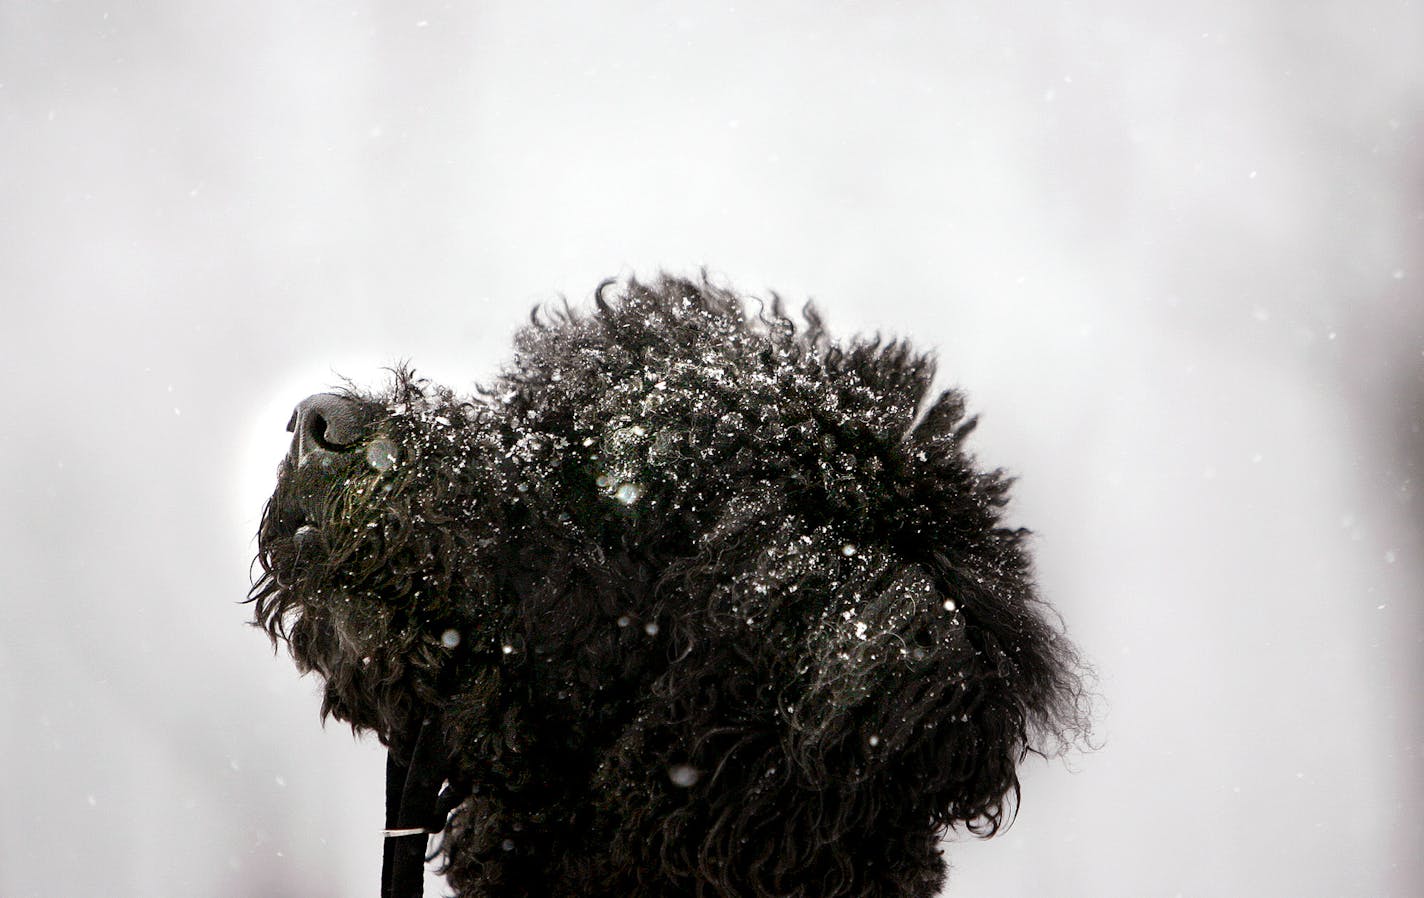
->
[1,2,1419,896]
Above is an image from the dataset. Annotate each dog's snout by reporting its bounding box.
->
[287,393,363,464]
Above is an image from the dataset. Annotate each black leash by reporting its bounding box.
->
[380,714,470,898]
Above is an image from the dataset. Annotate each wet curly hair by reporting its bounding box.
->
[250,275,1090,897]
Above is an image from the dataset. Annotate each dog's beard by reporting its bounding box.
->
[250,394,496,738]
[252,426,409,661]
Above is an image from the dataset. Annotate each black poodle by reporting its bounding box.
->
[250,276,1089,897]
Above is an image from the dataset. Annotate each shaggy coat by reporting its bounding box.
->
[251,277,1087,897]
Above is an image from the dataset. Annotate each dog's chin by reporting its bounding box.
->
[257,492,331,588]
[263,455,352,556]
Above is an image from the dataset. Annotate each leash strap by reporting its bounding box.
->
[380,716,450,898]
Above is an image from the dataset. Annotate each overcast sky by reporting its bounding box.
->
[2,2,1420,896]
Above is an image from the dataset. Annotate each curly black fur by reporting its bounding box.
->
[250,276,1089,897]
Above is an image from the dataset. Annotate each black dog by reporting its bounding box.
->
[250,276,1088,897]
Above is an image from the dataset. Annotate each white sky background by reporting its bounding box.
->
[1,2,1420,896]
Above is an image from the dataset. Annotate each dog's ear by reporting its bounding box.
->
[783,378,1090,837]
[787,551,1086,838]
[910,562,1088,836]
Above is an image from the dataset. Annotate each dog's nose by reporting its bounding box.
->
[287,393,363,464]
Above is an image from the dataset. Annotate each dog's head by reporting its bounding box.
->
[250,278,1093,850]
